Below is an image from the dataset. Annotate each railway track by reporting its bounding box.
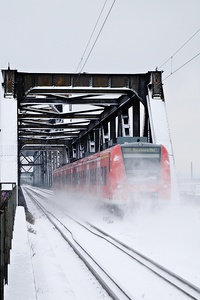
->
[23,186,132,300]
[84,222,200,299]
[23,186,200,300]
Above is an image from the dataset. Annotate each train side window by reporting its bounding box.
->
[96,167,101,185]
[85,169,90,185]
[58,174,61,184]
[94,168,97,185]
[72,169,77,185]
[66,173,68,183]
[90,168,96,185]
[74,171,78,185]
[101,167,107,185]
[70,171,72,184]
[67,171,71,184]
[77,169,81,185]
[62,173,66,184]
[82,170,86,185]
[78,171,82,185]
[90,169,92,185]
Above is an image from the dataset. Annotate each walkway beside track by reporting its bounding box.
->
[4,207,36,300]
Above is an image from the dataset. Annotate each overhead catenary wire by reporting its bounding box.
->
[163,52,200,81]
[75,0,108,73]
[78,0,116,74]
[159,28,200,69]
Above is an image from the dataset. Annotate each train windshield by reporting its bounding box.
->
[121,146,161,183]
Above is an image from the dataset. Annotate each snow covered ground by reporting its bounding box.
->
[52,191,200,285]
[4,188,200,300]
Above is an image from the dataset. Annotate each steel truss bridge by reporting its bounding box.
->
[2,68,164,187]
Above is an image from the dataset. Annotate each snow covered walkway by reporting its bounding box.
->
[4,207,36,300]
[3,193,200,300]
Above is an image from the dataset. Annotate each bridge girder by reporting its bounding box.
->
[2,68,164,187]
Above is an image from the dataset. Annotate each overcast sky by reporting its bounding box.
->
[0,0,199,177]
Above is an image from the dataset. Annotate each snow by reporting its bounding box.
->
[4,207,36,300]
[5,196,112,300]
[146,89,180,201]
[4,188,200,300]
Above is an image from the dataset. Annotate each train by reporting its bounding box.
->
[53,141,171,210]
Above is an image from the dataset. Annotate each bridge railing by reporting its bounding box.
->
[0,183,17,300]
[179,180,200,202]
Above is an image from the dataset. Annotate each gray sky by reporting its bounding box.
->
[0,0,200,177]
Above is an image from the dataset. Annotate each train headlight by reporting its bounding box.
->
[116,183,124,189]
[163,184,168,189]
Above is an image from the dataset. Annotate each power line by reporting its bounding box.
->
[79,0,116,73]
[75,0,108,73]
[159,28,200,69]
[163,52,200,81]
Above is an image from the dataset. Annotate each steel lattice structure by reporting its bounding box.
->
[2,68,164,186]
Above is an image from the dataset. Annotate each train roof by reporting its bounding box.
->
[53,142,164,173]
[120,142,161,148]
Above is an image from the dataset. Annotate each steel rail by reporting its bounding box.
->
[23,186,200,300]
[23,187,133,300]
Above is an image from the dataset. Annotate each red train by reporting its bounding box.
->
[53,142,171,209]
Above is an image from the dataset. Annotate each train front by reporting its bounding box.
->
[119,142,171,203]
